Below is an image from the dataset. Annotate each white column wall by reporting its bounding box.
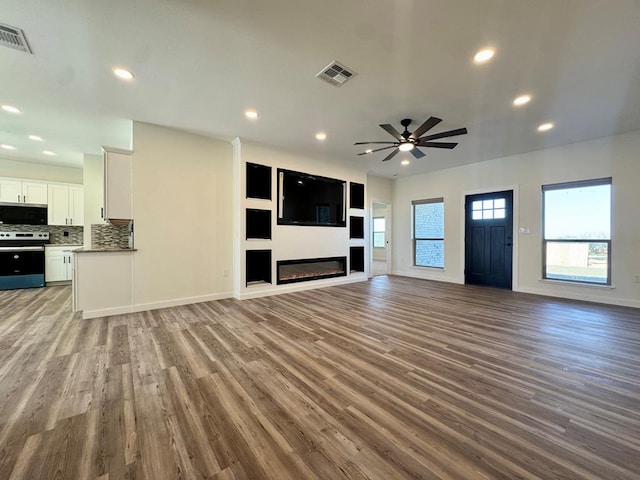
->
[131,122,234,310]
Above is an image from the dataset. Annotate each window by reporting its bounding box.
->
[373,217,385,248]
[542,178,611,285]
[412,198,444,268]
[471,198,506,220]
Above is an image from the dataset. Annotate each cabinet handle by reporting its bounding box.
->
[63,256,66,264]
[70,218,73,225]
[17,194,21,202]
[100,207,104,219]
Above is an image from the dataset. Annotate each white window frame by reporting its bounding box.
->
[412,197,444,268]
[373,217,385,248]
[542,177,612,285]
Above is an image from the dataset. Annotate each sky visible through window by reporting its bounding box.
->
[544,184,611,239]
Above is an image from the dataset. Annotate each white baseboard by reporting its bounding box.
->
[235,274,368,300]
[81,305,135,319]
[392,269,463,285]
[81,291,234,319]
[516,286,640,309]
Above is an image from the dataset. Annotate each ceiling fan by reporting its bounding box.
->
[355,117,468,162]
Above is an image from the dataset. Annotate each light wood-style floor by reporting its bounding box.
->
[0,277,639,480]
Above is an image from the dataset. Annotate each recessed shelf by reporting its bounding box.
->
[246,249,271,286]
[246,208,271,239]
[350,182,365,209]
[246,163,272,200]
[349,216,364,239]
[350,246,365,273]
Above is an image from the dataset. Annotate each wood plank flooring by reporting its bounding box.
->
[0,276,639,479]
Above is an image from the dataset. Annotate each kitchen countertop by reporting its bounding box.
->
[74,246,137,253]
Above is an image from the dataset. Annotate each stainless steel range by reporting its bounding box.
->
[0,231,50,290]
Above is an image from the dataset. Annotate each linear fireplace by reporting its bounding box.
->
[277,256,347,285]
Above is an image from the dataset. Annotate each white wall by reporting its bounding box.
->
[392,130,640,308]
[235,140,368,298]
[132,122,234,309]
[0,156,82,184]
[82,154,105,246]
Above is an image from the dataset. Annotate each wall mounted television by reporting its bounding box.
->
[277,168,346,227]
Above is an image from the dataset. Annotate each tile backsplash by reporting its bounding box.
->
[0,224,83,245]
[91,223,130,248]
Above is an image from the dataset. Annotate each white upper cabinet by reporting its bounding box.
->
[48,183,84,226]
[103,148,133,222]
[0,178,48,204]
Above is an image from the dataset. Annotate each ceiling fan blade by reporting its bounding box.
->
[379,124,404,141]
[410,148,425,159]
[416,141,458,149]
[357,145,397,156]
[354,141,397,145]
[410,117,442,139]
[382,149,400,162]
[420,127,468,141]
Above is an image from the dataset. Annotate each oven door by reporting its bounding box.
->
[0,246,46,290]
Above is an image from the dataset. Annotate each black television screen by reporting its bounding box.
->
[277,168,346,227]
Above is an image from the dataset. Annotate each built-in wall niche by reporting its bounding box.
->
[350,246,365,273]
[246,249,272,286]
[246,163,272,200]
[349,216,364,239]
[246,208,271,239]
[350,182,365,209]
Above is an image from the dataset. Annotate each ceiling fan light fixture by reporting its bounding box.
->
[398,142,414,152]
[1,105,21,114]
[513,94,532,106]
[474,48,495,64]
[113,67,135,81]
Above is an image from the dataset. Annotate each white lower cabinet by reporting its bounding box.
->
[45,245,82,282]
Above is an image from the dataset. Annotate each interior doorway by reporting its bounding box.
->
[371,201,391,276]
[464,190,513,289]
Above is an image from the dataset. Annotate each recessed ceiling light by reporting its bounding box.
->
[513,95,532,106]
[245,110,259,119]
[538,122,554,132]
[43,150,56,156]
[113,67,135,81]
[365,149,373,154]
[1,105,21,114]
[401,159,410,166]
[398,142,414,152]
[315,132,327,141]
[474,48,495,64]
[1,144,16,150]
[28,135,44,141]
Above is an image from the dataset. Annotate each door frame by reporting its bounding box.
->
[460,185,520,291]
[370,199,392,277]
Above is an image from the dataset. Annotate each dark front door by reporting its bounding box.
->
[465,191,513,289]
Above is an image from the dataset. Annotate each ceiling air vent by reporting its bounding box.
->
[0,22,32,54]
[316,61,356,87]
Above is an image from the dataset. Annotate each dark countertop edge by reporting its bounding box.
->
[74,247,137,253]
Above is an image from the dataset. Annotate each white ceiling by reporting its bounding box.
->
[1,0,639,177]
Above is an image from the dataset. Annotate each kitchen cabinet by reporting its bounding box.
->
[0,178,48,204]
[48,184,84,226]
[45,245,82,282]
[102,147,133,223]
